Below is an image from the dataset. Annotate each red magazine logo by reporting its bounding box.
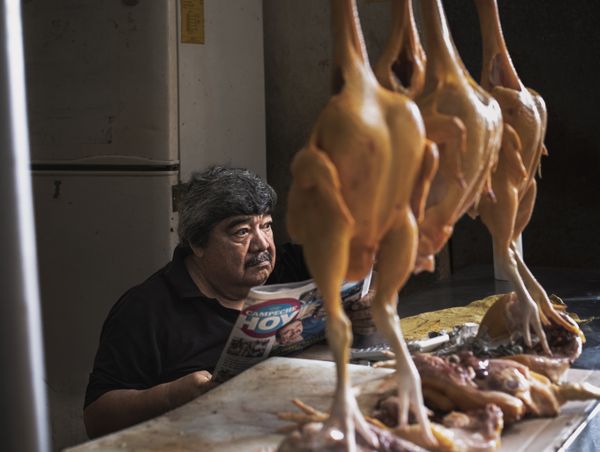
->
[241,299,301,338]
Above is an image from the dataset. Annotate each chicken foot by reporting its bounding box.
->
[510,241,580,335]
[508,183,581,336]
[489,236,550,353]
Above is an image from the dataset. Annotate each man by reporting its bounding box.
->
[83,166,373,438]
[276,319,304,346]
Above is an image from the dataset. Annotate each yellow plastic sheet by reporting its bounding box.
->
[400,294,504,341]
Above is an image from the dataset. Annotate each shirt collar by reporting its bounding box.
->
[164,246,243,317]
[164,245,203,300]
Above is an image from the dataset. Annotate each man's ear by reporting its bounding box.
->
[190,244,205,259]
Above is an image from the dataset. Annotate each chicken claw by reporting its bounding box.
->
[505,291,551,354]
[393,347,436,447]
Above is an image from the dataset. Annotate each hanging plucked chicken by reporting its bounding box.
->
[472,0,582,352]
[281,0,438,449]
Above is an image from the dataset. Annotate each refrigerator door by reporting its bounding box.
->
[24,1,178,165]
[32,171,178,449]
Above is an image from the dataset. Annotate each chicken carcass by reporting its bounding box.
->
[409,0,502,274]
[472,0,580,351]
[412,353,526,423]
[279,415,428,452]
[375,351,600,426]
[439,405,503,452]
[279,398,503,452]
[462,352,600,418]
[478,292,584,381]
[285,0,437,448]
[373,403,504,452]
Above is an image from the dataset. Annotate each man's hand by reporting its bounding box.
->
[85,370,216,439]
[167,370,215,408]
[346,290,376,336]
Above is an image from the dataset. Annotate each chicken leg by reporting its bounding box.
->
[285,0,436,448]
[287,147,376,449]
[369,209,430,432]
[473,0,580,353]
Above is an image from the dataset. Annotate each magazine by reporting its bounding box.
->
[213,270,372,382]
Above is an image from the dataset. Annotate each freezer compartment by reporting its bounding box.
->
[23,1,178,164]
[32,170,178,449]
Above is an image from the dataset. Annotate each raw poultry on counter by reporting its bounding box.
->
[363,306,598,451]
[279,0,599,451]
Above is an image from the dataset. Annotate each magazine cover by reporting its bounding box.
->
[213,270,372,382]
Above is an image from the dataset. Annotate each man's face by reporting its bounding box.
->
[278,320,303,345]
[193,214,276,300]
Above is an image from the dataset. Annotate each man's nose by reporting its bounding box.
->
[250,229,269,251]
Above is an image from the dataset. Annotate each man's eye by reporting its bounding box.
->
[234,228,250,237]
[262,222,273,230]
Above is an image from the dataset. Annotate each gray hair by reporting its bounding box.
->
[178,166,277,248]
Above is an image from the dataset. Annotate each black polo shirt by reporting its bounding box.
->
[84,243,309,408]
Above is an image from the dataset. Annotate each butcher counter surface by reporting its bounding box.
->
[67,357,600,452]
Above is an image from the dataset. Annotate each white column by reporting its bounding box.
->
[0,1,50,450]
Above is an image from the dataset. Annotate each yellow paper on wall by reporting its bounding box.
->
[181,0,204,44]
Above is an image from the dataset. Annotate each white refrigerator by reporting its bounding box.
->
[23,0,265,449]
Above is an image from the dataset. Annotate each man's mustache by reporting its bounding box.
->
[245,251,273,268]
